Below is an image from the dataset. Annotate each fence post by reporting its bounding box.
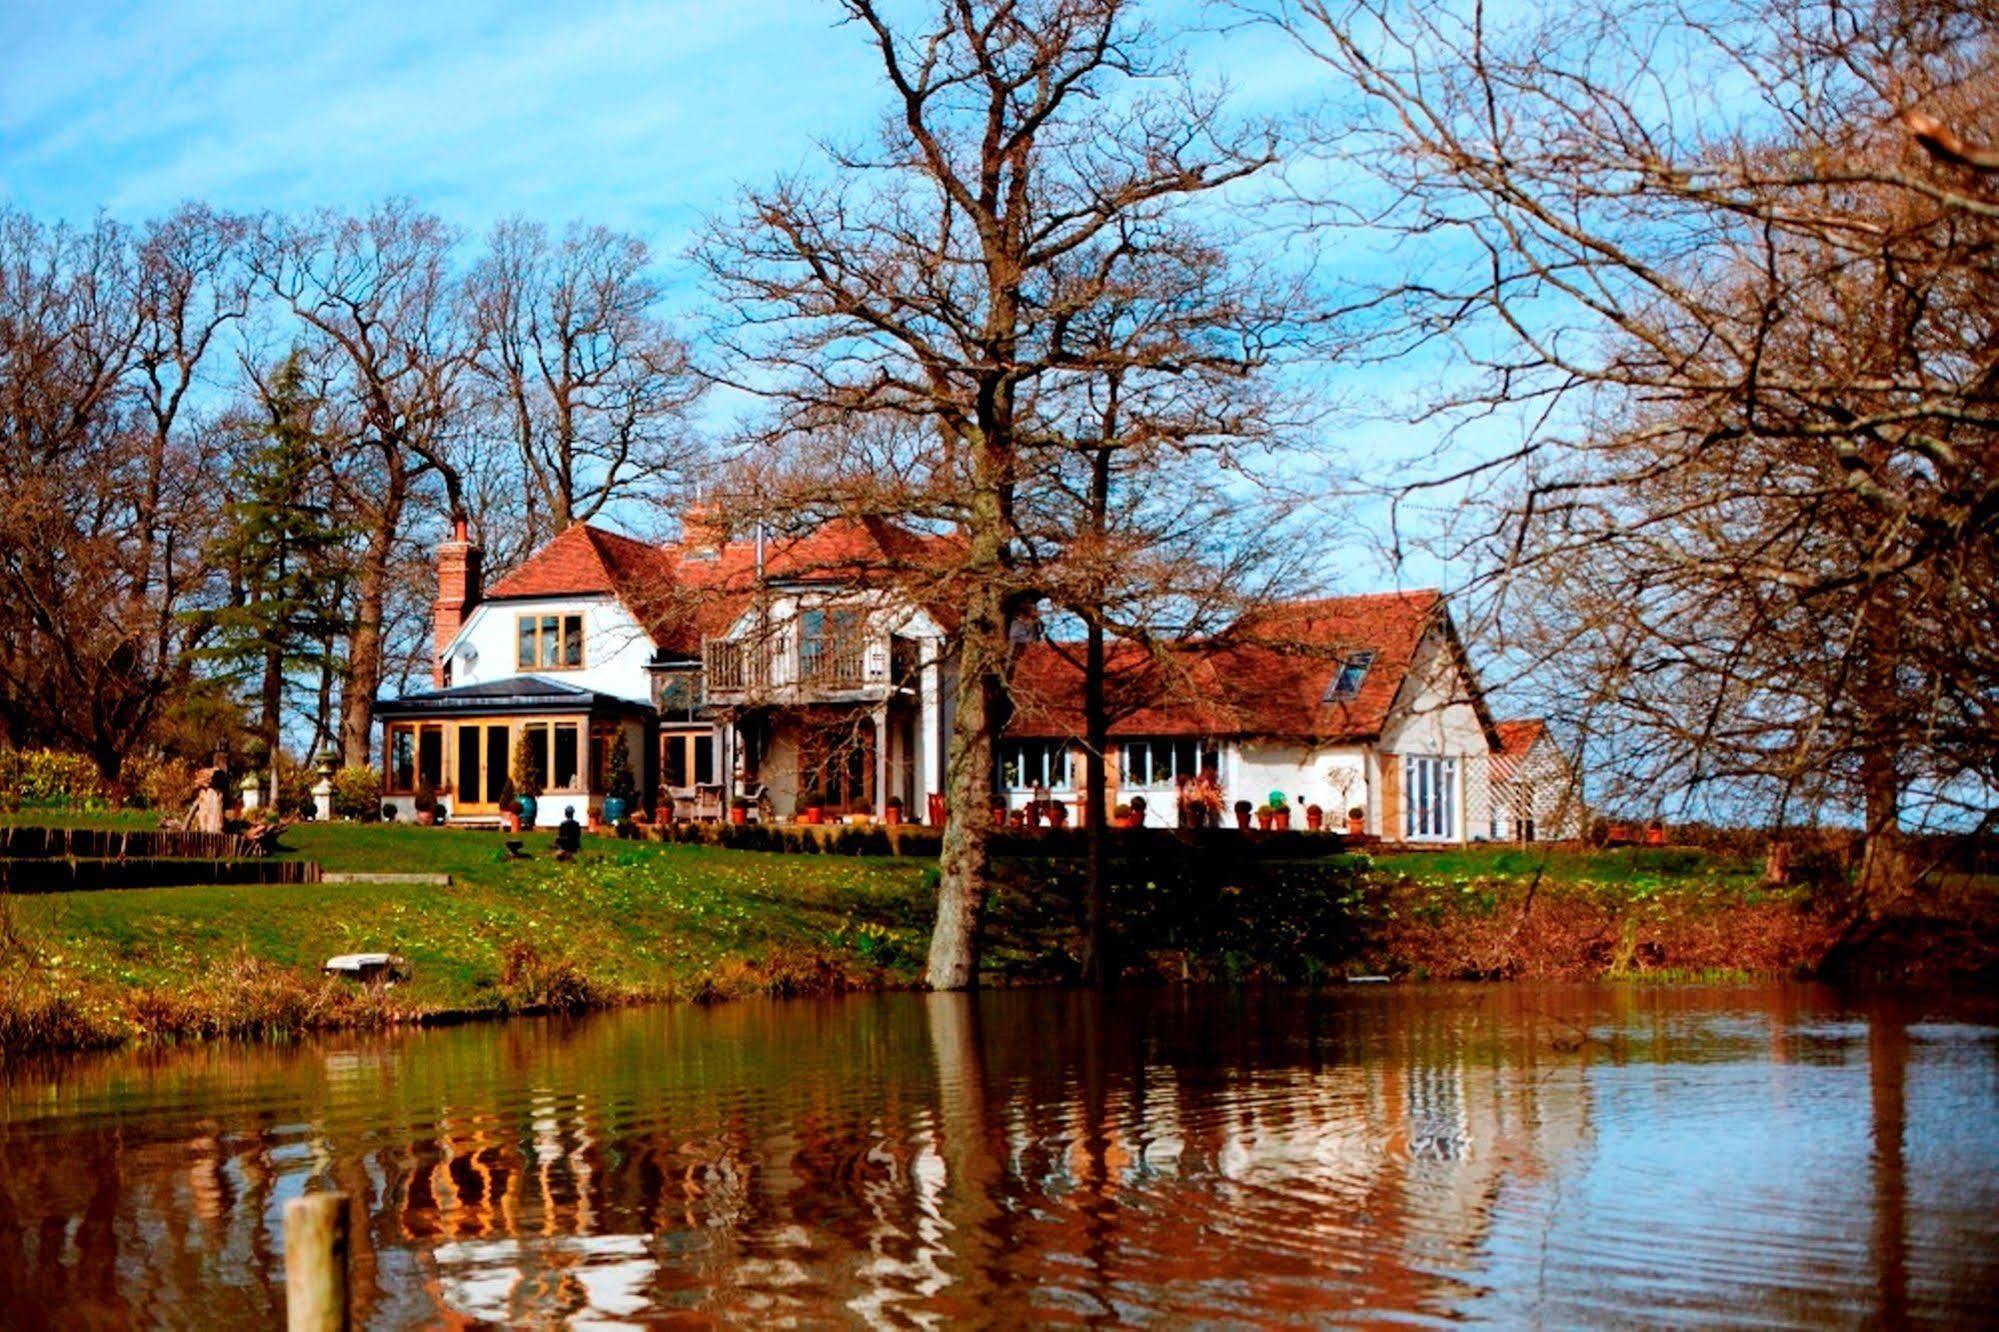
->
[284,1191,350,1332]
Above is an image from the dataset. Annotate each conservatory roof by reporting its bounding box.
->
[375,675,651,718]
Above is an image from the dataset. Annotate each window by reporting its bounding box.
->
[388,725,416,792]
[552,724,581,791]
[517,613,585,670]
[418,727,443,791]
[589,725,619,792]
[1323,650,1376,702]
[1119,739,1219,789]
[799,606,864,685]
[1404,755,1458,840]
[521,723,550,792]
[662,732,716,789]
[656,667,700,717]
[997,740,1070,791]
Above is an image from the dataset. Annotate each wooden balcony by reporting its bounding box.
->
[703,634,888,702]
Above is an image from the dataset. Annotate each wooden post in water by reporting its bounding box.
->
[284,1192,350,1332]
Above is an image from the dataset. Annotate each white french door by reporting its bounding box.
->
[1404,755,1458,841]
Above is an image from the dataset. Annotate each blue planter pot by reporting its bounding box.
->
[517,795,539,828]
[602,796,629,824]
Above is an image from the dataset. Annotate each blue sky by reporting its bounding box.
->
[0,1,1321,248]
[1,0,1470,586]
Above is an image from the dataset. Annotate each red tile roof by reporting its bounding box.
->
[476,518,961,658]
[1008,590,1452,744]
[1490,718,1551,781]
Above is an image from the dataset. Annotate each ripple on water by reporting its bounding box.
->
[0,987,1994,1328]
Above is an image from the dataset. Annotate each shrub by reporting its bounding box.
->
[0,748,110,812]
[329,765,383,820]
[126,754,199,811]
[606,732,637,803]
[498,941,597,1013]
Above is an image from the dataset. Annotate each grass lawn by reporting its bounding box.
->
[0,807,170,832]
[1369,843,1767,898]
[5,824,943,1045]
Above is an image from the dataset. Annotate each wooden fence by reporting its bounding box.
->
[0,825,245,860]
[0,857,323,893]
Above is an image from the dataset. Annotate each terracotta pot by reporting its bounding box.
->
[804,807,824,826]
[730,806,748,825]
[1235,809,1252,831]
[1273,808,1291,831]
[1255,809,1273,830]
[991,805,1007,827]
[1306,808,1323,831]
[1347,815,1365,836]
[884,807,902,826]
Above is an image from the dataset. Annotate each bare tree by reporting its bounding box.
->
[251,202,470,765]
[699,0,1278,987]
[1271,0,1998,902]
[467,219,704,547]
[0,207,239,786]
[1014,235,1306,982]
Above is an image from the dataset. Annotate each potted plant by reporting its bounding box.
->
[803,791,826,825]
[1233,798,1253,831]
[1347,805,1366,836]
[413,780,438,827]
[730,795,751,826]
[990,800,1007,827]
[1113,802,1134,829]
[511,731,541,830]
[1305,802,1324,831]
[883,795,903,827]
[602,732,636,824]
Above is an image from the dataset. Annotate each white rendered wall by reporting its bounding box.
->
[1377,629,1493,842]
[1227,744,1370,825]
[443,594,657,703]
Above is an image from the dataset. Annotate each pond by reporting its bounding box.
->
[1,985,1994,1327]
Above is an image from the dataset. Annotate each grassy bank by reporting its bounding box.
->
[1,825,1990,1056]
[0,825,944,1054]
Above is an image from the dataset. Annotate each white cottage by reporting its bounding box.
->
[382,518,1579,840]
[379,514,960,825]
[1005,591,1583,842]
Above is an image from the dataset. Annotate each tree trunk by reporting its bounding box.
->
[926,551,1007,991]
[339,529,392,768]
[263,642,284,811]
[1856,742,1905,915]
[1081,609,1111,986]
[338,468,405,768]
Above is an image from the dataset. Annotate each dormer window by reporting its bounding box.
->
[518,613,585,671]
[1323,650,1375,702]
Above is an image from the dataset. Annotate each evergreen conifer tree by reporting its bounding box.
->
[195,353,353,810]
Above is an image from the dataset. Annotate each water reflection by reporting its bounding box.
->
[1,985,1994,1328]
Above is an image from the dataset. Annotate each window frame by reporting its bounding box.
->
[516,612,586,671]
[1117,738,1219,790]
[1323,650,1377,703]
[1403,754,1458,840]
[997,740,1071,792]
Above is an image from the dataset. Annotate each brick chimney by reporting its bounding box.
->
[433,515,483,686]
[681,502,731,559]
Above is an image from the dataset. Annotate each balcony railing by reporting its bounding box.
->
[704,639,761,695]
[703,635,883,699]
[799,641,867,689]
